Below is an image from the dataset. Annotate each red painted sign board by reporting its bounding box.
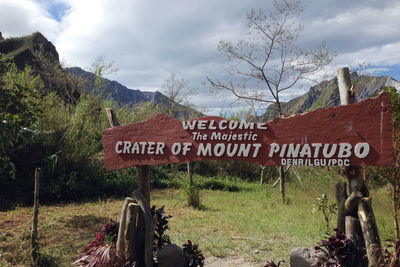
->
[102,92,394,171]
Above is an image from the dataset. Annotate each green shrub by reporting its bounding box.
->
[183,182,201,208]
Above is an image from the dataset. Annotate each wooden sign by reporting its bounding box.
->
[103,92,394,171]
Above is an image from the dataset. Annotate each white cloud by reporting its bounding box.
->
[1,0,400,115]
[0,0,60,40]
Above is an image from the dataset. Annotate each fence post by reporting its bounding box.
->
[31,167,41,265]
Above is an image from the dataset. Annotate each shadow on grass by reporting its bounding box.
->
[65,215,109,230]
[36,251,60,267]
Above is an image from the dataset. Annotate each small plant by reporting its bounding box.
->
[151,205,172,260]
[312,193,337,231]
[182,240,205,267]
[72,220,128,267]
[381,239,400,266]
[264,259,285,267]
[72,232,119,267]
[314,229,355,266]
[183,182,201,209]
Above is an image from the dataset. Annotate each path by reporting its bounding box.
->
[205,256,255,267]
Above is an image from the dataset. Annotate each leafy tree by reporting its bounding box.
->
[384,86,400,240]
[0,58,43,177]
[207,0,334,202]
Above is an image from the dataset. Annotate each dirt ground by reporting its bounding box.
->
[205,256,256,267]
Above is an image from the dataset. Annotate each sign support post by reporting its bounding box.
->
[336,67,382,266]
[106,108,153,267]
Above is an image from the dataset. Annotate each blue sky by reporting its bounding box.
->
[0,0,399,114]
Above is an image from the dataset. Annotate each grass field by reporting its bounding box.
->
[0,167,396,266]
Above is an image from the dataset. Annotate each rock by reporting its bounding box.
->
[157,244,189,267]
[289,247,325,267]
[0,32,4,41]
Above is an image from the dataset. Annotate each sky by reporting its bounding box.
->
[0,0,399,115]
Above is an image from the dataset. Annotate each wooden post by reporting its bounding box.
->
[126,203,140,260]
[116,197,136,258]
[137,165,151,204]
[187,162,193,186]
[337,67,352,106]
[260,165,265,186]
[132,190,155,267]
[337,67,382,266]
[358,197,382,266]
[31,168,41,265]
[279,165,285,203]
[106,108,153,266]
[335,182,347,233]
[337,68,366,267]
[106,108,151,205]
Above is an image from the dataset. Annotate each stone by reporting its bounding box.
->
[0,32,4,41]
[157,244,189,267]
[289,247,326,267]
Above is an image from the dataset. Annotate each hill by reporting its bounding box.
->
[0,32,81,102]
[0,32,200,118]
[66,67,201,119]
[261,72,400,121]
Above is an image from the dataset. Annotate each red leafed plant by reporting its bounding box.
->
[264,260,285,267]
[314,229,355,267]
[72,232,120,267]
[182,240,205,267]
[72,220,129,267]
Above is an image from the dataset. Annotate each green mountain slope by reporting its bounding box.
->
[261,72,400,121]
[0,32,200,118]
[66,67,201,119]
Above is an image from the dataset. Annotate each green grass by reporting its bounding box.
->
[0,167,397,266]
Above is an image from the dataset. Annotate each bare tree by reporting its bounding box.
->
[207,0,334,202]
[89,55,119,77]
[161,72,196,186]
[161,72,194,117]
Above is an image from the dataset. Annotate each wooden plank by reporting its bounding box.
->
[103,93,394,170]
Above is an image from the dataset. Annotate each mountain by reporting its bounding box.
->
[0,32,80,102]
[0,32,200,118]
[261,73,400,121]
[66,67,201,118]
